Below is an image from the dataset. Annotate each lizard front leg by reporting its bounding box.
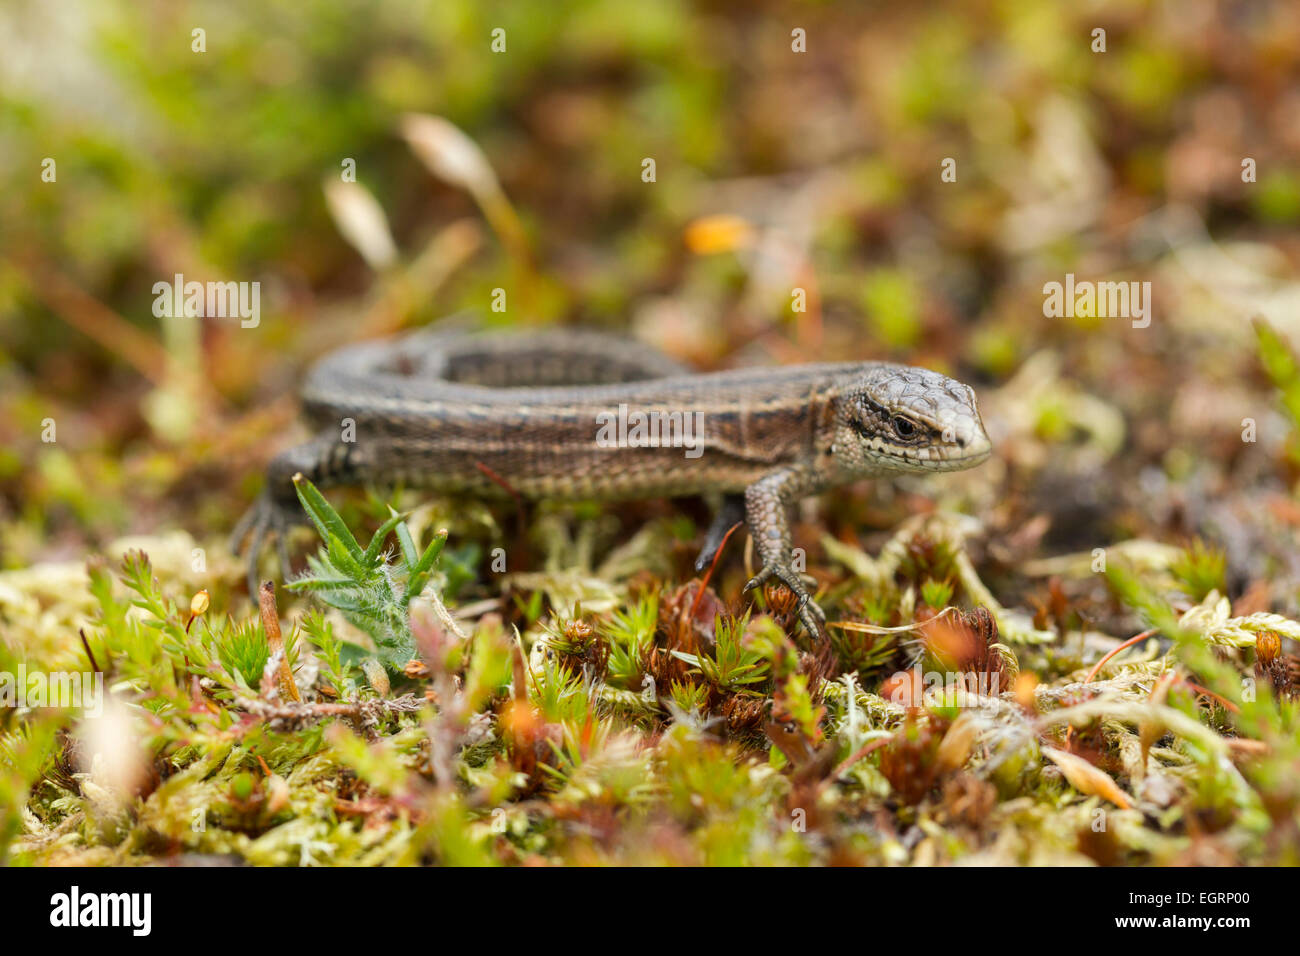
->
[742,463,829,637]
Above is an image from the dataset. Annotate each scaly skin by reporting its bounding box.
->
[233,327,992,636]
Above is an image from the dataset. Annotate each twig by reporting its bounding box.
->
[1084,629,1158,684]
[21,258,171,384]
[830,734,894,780]
[78,629,101,673]
[258,581,301,702]
[475,459,526,544]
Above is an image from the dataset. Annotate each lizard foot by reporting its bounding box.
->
[743,563,826,638]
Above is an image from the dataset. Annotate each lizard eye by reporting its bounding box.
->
[891,415,919,439]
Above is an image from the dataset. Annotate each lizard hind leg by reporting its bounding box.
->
[228,493,296,597]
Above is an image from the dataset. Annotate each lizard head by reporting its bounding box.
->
[832,365,992,475]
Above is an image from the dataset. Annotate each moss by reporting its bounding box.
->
[4,485,1298,867]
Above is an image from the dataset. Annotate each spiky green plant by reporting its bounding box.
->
[1255,318,1300,465]
[531,656,593,724]
[604,594,657,689]
[299,609,357,697]
[670,612,770,690]
[216,619,299,689]
[920,577,954,609]
[668,679,710,717]
[827,626,898,678]
[1170,539,1227,603]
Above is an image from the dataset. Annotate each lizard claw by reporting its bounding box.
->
[744,563,826,638]
[796,593,827,639]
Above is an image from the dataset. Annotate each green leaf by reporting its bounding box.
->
[363,507,407,564]
[326,533,369,580]
[294,475,365,563]
[285,576,360,593]
[395,521,420,570]
[412,528,448,578]
[405,529,448,601]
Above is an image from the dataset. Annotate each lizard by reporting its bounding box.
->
[232,326,992,636]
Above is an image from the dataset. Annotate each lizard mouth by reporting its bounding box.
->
[862,431,992,471]
[933,436,993,467]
